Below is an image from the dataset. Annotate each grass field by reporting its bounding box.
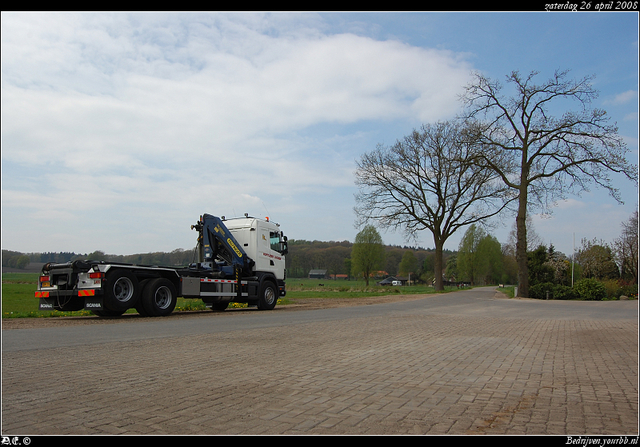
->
[285,277,461,298]
[1,273,464,319]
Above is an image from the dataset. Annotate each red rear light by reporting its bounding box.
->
[39,275,51,288]
[89,272,104,279]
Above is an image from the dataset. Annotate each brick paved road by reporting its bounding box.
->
[2,288,638,435]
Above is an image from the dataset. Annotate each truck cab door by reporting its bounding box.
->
[255,225,286,281]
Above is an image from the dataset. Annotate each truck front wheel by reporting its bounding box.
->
[257,281,277,310]
[104,270,140,312]
[141,278,177,317]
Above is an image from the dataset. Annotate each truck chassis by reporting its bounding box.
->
[36,260,285,317]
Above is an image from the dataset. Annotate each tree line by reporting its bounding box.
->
[2,249,198,270]
[2,242,450,281]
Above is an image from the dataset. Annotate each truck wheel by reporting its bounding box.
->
[134,280,151,316]
[257,281,277,310]
[104,270,140,312]
[141,278,177,317]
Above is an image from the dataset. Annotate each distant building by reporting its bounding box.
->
[308,269,328,279]
[377,276,409,286]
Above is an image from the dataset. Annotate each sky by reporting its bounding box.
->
[1,11,638,259]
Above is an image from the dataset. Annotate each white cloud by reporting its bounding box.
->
[606,89,638,105]
[2,12,475,253]
[3,14,473,161]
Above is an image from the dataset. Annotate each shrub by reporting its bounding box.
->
[553,284,576,300]
[574,278,606,301]
[601,279,623,300]
[529,282,555,299]
[618,280,638,299]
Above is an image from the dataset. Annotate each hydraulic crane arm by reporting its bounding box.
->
[192,214,255,276]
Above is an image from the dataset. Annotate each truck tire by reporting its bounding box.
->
[134,280,151,317]
[104,270,140,312]
[141,278,177,317]
[257,280,277,310]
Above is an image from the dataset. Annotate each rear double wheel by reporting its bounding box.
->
[104,270,140,313]
[140,278,177,317]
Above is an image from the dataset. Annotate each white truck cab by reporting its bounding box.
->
[223,216,288,282]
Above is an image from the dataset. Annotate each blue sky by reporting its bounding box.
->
[1,12,638,259]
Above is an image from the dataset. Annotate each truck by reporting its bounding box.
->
[35,213,288,317]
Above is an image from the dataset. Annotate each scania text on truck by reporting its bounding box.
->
[35,214,288,317]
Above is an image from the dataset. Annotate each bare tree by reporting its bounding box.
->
[461,69,637,297]
[504,214,544,256]
[354,120,512,291]
[614,210,639,283]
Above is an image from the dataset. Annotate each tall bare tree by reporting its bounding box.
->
[461,69,637,297]
[354,120,512,291]
[614,210,638,283]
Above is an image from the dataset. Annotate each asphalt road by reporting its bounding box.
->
[2,287,638,435]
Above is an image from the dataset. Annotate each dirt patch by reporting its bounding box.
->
[1,294,430,330]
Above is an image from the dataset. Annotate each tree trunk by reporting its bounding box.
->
[516,186,529,298]
[434,239,444,291]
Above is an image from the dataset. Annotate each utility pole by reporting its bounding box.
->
[572,233,575,287]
